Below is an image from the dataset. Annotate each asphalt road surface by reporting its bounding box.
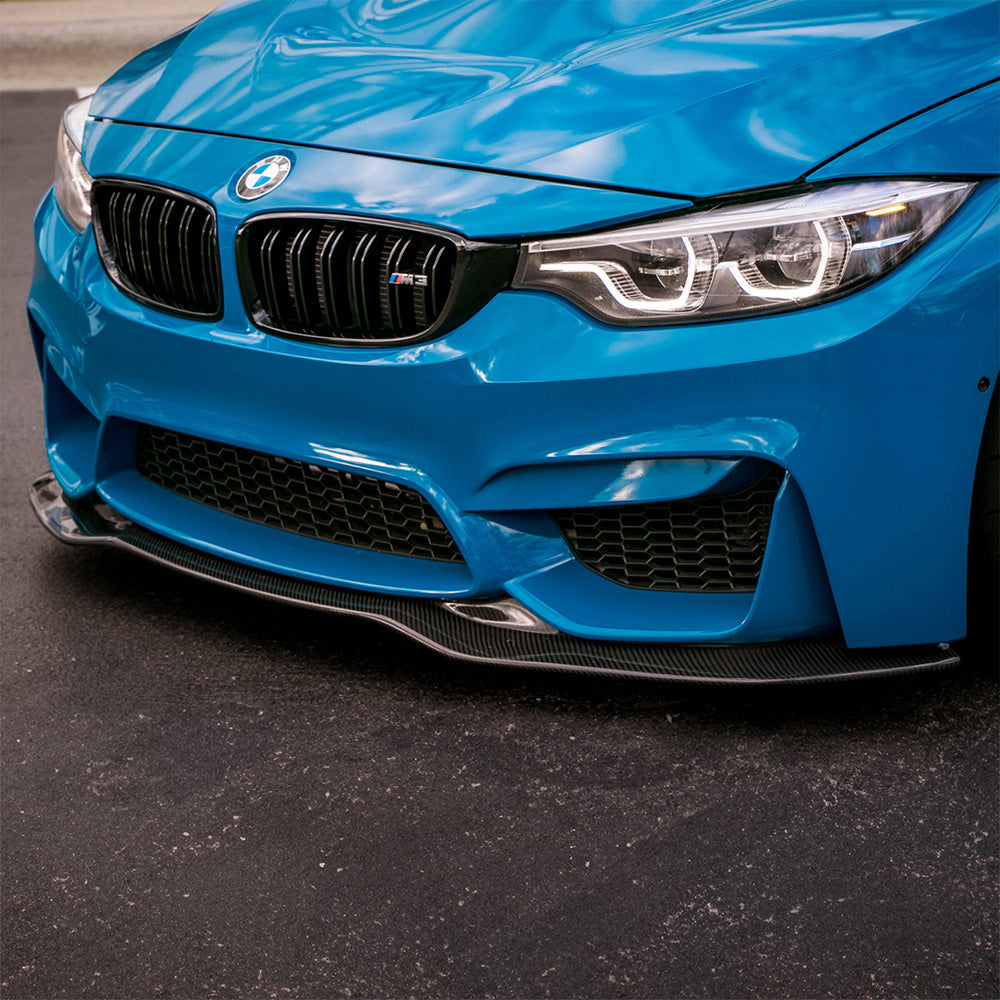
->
[1,90,997,1000]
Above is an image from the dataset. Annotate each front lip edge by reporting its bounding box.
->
[29,471,961,685]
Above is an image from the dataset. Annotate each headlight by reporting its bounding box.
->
[512,180,975,325]
[54,96,93,232]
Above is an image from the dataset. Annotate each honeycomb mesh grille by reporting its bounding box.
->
[92,181,222,319]
[238,216,458,343]
[135,426,463,562]
[552,467,784,592]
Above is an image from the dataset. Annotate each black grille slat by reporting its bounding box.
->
[380,234,402,329]
[156,199,178,307]
[135,425,464,563]
[136,193,155,297]
[414,243,439,328]
[287,226,315,330]
[198,212,218,307]
[553,467,784,592]
[176,203,197,303]
[317,224,347,329]
[258,227,285,320]
[92,181,222,319]
[120,191,141,293]
[354,228,381,332]
[239,216,460,344]
[425,242,448,317]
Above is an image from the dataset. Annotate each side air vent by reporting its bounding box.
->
[553,466,785,592]
[237,214,515,346]
[91,180,222,320]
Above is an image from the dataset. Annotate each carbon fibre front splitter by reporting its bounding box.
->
[29,471,959,684]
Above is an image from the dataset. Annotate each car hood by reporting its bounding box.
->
[91,0,999,198]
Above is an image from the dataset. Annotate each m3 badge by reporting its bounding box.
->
[389,272,429,286]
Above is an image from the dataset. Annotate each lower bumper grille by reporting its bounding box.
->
[135,425,463,562]
[553,466,784,592]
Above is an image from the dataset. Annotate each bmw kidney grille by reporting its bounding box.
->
[92,180,222,320]
[92,179,515,344]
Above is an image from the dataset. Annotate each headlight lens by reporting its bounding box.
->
[54,96,93,232]
[512,180,974,325]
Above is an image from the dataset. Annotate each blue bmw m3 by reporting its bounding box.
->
[28,0,999,682]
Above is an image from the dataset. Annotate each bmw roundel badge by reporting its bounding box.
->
[235,155,292,200]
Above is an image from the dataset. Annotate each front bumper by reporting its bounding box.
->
[27,122,1000,659]
[30,472,959,683]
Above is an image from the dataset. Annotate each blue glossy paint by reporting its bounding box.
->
[470,457,748,512]
[809,81,1000,181]
[28,0,1000,651]
[81,122,689,239]
[91,0,999,196]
